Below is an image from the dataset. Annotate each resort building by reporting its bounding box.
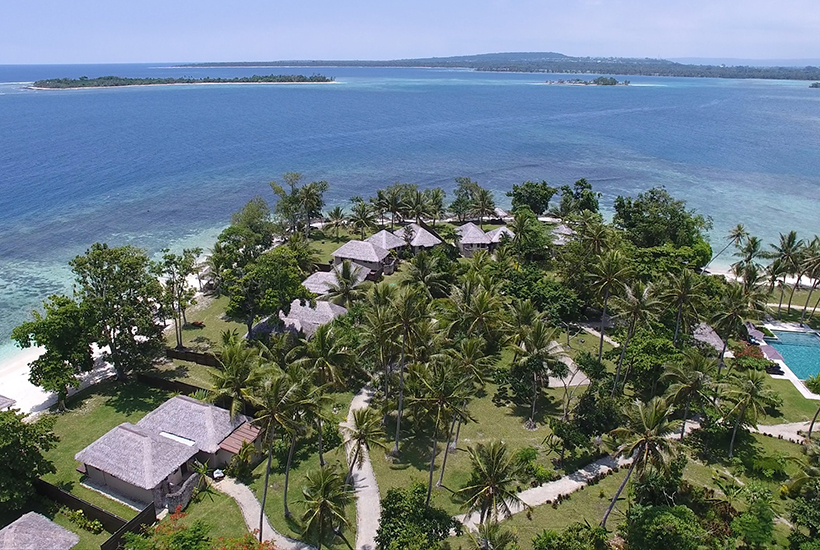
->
[280,299,347,338]
[456,222,491,257]
[0,394,16,410]
[551,223,576,246]
[302,263,369,296]
[486,226,515,250]
[0,512,79,550]
[331,240,395,275]
[366,229,406,252]
[393,223,442,254]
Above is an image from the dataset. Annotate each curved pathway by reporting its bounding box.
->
[212,477,314,550]
[341,387,382,550]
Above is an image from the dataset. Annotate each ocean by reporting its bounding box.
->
[1,64,820,363]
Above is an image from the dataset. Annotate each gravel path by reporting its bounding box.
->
[753,421,812,443]
[212,477,314,550]
[342,387,382,550]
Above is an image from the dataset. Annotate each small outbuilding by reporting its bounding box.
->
[456,222,491,257]
[0,512,79,550]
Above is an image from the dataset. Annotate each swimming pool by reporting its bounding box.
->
[766,330,820,380]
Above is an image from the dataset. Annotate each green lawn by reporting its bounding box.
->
[170,295,247,352]
[0,498,111,549]
[174,488,248,541]
[248,391,355,549]
[42,379,173,519]
[760,378,820,425]
[152,359,216,390]
[768,287,818,309]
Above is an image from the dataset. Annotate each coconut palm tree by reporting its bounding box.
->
[322,260,368,308]
[806,375,820,440]
[710,282,767,374]
[458,440,527,526]
[512,320,567,426]
[208,333,262,417]
[385,187,404,229]
[301,464,353,550]
[799,237,820,324]
[407,189,432,224]
[349,200,376,240]
[411,360,474,504]
[290,324,351,388]
[359,304,398,406]
[472,188,496,229]
[765,231,805,315]
[285,232,320,277]
[325,206,347,240]
[343,407,388,484]
[462,289,506,351]
[601,397,680,528]
[733,235,763,271]
[402,250,450,298]
[657,269,706,347]
[706,224,749,269]
[610,281,658,395]
[589,250,632,360]
[371,189,389,227]
[468,521,519,550]
[723,369,780,458]
[279,369,317,518]
[663,349,717,440]
[427,188,447,227]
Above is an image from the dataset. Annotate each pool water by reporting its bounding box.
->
[766,330,820,380]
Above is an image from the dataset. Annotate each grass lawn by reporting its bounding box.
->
[768,287,818,309]
[0,498,111,548]
[174,488,248,541]
[369,384,577,518]
[169,295,247,352]
[152,359,216,390]
[249,391,355,549]
[760,378,820,425]
[42,379,173,519]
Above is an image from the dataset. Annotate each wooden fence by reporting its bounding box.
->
[34,479,127,533]
[165,348,219,367]
[100,503,157,550]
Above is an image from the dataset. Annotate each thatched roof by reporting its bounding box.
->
[75,423,198,490]
[0,512,79,550]
[302,264,368,296]
[456,223,491,245]
[136,395,251,454]
[393,223,442,248]
[486,226,515,243]
[552,223,575,236]
[280,300,347,338]
[0,394,16,410]
[693,323,725,353]
[332,240,389,263]
[366,229,406,250]
[494,207,510,218]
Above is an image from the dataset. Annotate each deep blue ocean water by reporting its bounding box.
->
[2,63,820,362]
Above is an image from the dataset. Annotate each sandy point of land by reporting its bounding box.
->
[27,81,340,91]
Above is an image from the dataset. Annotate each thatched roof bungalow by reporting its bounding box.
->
[280,299,347,338]
[331,240,393,275]
[393,223,442,253]
[551,223,576,246]
[456,222,491,257]
[0,394,16,410]
[302,263,368,296]
[486,226,515,244]
[693,323,726,353]
[0,512,79,550]
[366,229,406,251]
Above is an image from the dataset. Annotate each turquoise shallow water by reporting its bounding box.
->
[1,64,820,361]
[768,331,820,380]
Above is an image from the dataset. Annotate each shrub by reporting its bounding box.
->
[61,508,105,534]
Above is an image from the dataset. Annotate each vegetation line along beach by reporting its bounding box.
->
[30,74,335,89]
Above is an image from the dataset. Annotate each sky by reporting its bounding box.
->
[2,0,819,64]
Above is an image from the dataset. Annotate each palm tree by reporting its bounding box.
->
[710,282,767,374]
[411,360,474,504]
[610,281,658,395]
[349,200,376,240]
[251,368,303,539]
[322,260,368,308]
[299,181,330,237]
[426,188,447,227]
[402,250,450,298]
[407,189,431,224]
[589,250,632,360]
[458,441,527,525]
[290,324,351,388]
[472,188,496,229]
[385,186,404,229]
[512,320,567,426]
[601,397,680,528]
[371,189,389,227]
[359,304,398,408]
[301,464,353,550]
[657,269,706,346]
[723,369,780,458]
[663,349,717,440]
[468,521,519,550]
[766,231,805,316]
[209,333,262,417]
[462,289,506,350]
[806,375,820,440]
[733,235,763,272]
[279,368,316,518]
[343,407,388,484]
[800,237,820,324]
[706,224,749,269]
[286,232,320,277]
[325,206,347,240]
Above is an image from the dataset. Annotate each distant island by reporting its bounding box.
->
[177,52,820,81]
[31,74,334,89]
[545,77,629,86]
[811,82,820,88]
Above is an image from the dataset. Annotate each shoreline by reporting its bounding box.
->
[27,81,340,91]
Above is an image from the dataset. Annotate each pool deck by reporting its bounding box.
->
[762,322,820,401]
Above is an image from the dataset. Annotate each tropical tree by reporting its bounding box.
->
[601,397,680,528]
[343,407,387,484]
[472,188,496,229]
[468,521,519,550]
[402,250,451,299]
[723,369,780,458]
[208,332,262,417]
[610,281,658,395]
[325,206,347,240]
[807,375,820,440]
[290,325,351,388]
[349,200,377,239]
[407,189,431,224]
[706,223,748,269]
[0,410,58,512]
[426,188,447,226]
[385,186,405,229]
[765,231,804,316]
[657,269,706,346]
[359,304,398,407]
[710,282,766,373]
[663,349,717,440]
[589,250,632,360]
[300,464,353,550]
[322,260,368,308]
[458,440,527,526]
[800,236,820,324]
[509,320,567,426]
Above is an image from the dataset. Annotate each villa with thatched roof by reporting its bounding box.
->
[280,299,347,338]
[0,394,16,410]
[302,263,368,296]
[75,423,198,508]
[366,229,406,251]
[551,223,576,246]
[331,240,395,275]
[393,223,442,253]
[136,395,260,468]
[486,226,515,248]
[0,512,79,550]
[455,222,491,257]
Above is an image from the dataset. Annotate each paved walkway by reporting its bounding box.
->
[341,387,382,550]
[753,421,813,443]
[579,325,620,348]
[212,477,314,550]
